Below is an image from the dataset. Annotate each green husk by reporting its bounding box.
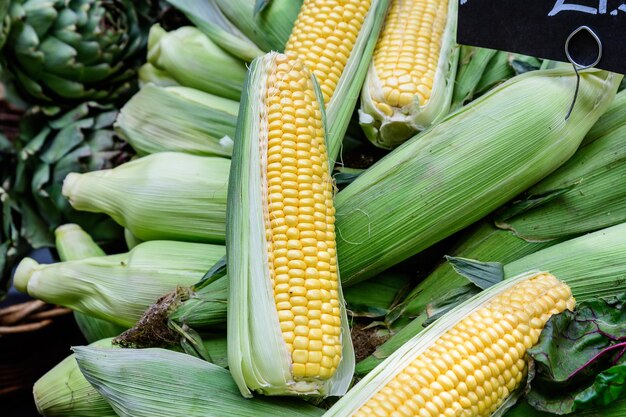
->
[393,221,558,320]
[475,52,542,96]
[137,63,179,88]
[584,87,626,145]
[13,240,225,327]
[34,338,117,417]
[123,228,143,250]
[74,347,325,417]
[335,68,621,286]
[356,221,626,375]
[62,152,229,243]
[212,0,301,52]
[450,46,497,110]
[55,224,126,342]
[326,271,545,416]
[227,52,354,397]
[144,24,247,100]
[323,0,390,162]
[168,276,229,329]
[397,88,626,319]
[166,268,411,332]
[115,85,238,157]
[343,271,412,318]
[33,336,229,417]
[164,0,264,61]
[359,1,459,149]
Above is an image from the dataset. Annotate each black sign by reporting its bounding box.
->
[457,0,626,74]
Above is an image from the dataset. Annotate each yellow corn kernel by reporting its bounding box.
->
[353,273,574,416]
[264,55,342,381]
[285,0,373,105]
[372,0,449,108]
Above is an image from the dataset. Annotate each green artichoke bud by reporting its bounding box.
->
[143,24,247,100]
[14,102,133,248]
[0,0,9,50]
[5,0,144,104]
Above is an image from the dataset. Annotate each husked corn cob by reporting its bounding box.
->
[286,0,371,104]
[358,222,626,376]
[228,52,353,397]
[360,0,459,148]
[284,0,390,163]
[325,272,575,416]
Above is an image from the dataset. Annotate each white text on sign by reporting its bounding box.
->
[549,0,626,16]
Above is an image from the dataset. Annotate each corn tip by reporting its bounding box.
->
[13,257,39,293]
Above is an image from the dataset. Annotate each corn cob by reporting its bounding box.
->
[116,85,238,157]
[284,0,390,164]
[227,52,353,397]
[143,25,247,100]
[34,338,117,417]
[360,0,459,148]
[33,336,229,417]
[73,347,325,417]
[13,240,225,327]
[397,88,626,319]
[55,224,125,343]
[357,221,626,375]
[335,68,620,286]
[62,152,229,243]
[326,272,574,416]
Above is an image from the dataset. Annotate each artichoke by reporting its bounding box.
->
[4,0,145,105]
[0,0,9,51]
[13,102,132,257]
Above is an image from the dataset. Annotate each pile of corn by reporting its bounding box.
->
[13,1,626,416]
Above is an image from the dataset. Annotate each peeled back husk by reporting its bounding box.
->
[326,271,574,416]
[212,0,302,53]
[163,0,263,61]
[227,52,354,397]
[115,85,238,157]
[62,152,229,243]
[335,68,621,286]
[357,221,626,375]
[74,347,325,417]
[13,240,225,327]
[359,0,459,148]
